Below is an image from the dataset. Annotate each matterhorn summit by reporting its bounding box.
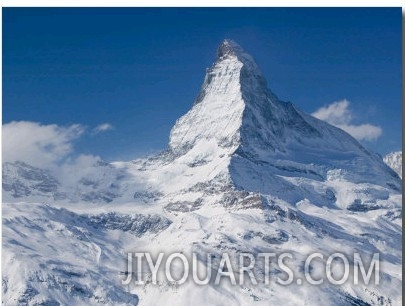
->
[2,40,402,306]
[168,39,400,199]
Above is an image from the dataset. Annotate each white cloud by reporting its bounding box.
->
[337,124,382,142]
[2,121,108,186]
[58,154,102,186]
[312,100,382,141]
[311,99,352,125]
[2,121,85,168]
[93,123,113,134]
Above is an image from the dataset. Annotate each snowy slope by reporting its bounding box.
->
[2,40,402,305]
[384,151,402,179]
[2,160,133,204]
[2,161,64,200]
[2,202,173,305]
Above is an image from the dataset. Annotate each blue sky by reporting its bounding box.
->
[3,8,402,163]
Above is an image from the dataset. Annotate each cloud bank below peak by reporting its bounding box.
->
[2,121,85,168]
[2,121,113,172]
[311,99,382,141]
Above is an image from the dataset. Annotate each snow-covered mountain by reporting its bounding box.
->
[2,160,129,203]
[2,40,402,305]
[384,151,402,179]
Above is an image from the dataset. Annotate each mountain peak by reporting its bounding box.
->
[217,39,244,58]
[168,39,400,192]
[384,151,402,178]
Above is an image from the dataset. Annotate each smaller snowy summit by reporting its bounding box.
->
[384,151,402,178]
